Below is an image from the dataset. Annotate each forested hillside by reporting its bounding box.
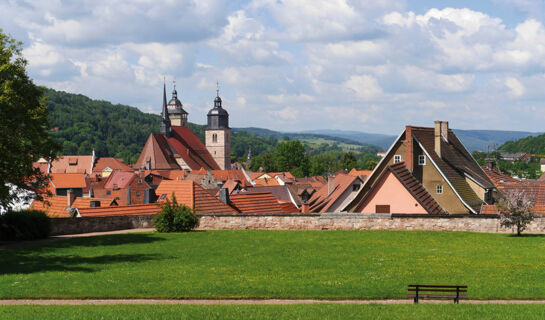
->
[42,88,381,174]
[499,133,545,155]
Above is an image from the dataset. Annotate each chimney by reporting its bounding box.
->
[127,186,131,205]
[485,159,494,170]
[67,189,75,208]
[328,174,336,196]
[405,126,413,171]
[301,203,309,214]
[219,188,230,204]
[434,121,448,158]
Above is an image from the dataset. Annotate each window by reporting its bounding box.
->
[352,184,360,191]
[376,205,390,213]
[418,155,426,165]
[394,155,401,163]
[138,179,142,184]
[212,133,218,143]
[136,191,140,197]
[436,185,443,194]
[106,190,111,195]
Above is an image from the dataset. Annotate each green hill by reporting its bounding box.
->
[499,133,545,155]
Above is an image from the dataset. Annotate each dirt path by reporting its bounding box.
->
[2,299,545,305]
[0,228,155,250]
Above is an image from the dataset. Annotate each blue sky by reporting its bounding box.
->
[3,0,545,134]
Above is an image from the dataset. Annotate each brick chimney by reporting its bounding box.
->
[328,174,336,196]
[67,189,75,208]
[405,126,413,171]
[301,203,309,214]
[434,121,449,158]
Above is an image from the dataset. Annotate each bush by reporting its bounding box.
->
[0,209,51,241]
[153,194,199,232]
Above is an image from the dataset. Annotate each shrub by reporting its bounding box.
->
[153,194,199,232]
[0,209,51,241]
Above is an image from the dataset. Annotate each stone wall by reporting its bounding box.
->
[50,213,545,235]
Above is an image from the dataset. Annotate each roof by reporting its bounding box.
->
[482,166,519,186]
[385,162,445,214]
[155,180,237,213]
[229,192,284,213]
[93,157,133,172]
[308,174,360,213]
[30,196,71,217]
[50,155,94,174]
[348,169,373,178]
[192,168,250,184]
[49,173,87,189]
[220,179,241,194]
[243,185,297,205]
[104,171,138,189]
[411,126,493,212]
[77,204,161,217]
[278,201,300,213]
[168,126,220,171]
[135,133,180,170]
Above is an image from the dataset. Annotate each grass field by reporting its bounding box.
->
[2,304,545,320]
[1,230,545,299]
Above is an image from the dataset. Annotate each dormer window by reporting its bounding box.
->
[394,155,401,163]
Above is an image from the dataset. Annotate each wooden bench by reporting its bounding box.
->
[407,284,467,304]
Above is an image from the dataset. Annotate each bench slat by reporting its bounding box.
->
[408,289,467,293]
[408,285,467,288]
[408,294,468,299]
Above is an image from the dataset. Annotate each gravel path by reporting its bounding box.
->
[2,299,545,305]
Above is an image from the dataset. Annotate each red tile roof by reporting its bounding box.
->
[104,171,138,189]
[156,180,237,213]
[192,168,249,184]
[49,173,87,189]
[30,196,71,217]
[229,192,284,213]
[93,157,133,172]
[482,166,519,186]
[309,174,359,213]
[50,155,94,174]
[348,169,373,178]
[77,204,161,217]
[278,201,300,213]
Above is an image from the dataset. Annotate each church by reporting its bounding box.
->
[135,82,231,171]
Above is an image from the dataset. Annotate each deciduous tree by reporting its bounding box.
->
[496,189,535,236]
[0,30,59,210]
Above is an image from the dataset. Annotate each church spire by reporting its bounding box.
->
[160,78,172,137]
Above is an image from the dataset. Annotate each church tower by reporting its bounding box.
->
[205,83,231,170]
[167,82,188,126]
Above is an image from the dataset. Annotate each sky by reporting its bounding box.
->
[3,0,545,135]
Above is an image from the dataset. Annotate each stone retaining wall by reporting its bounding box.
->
[49,213,545,235]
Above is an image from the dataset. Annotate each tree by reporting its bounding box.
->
[275,140,305,172]
[0,30,60,210]
[496,189,535,236]
[341,152,357,170]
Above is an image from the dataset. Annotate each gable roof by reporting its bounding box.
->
[104,171,138,189]
[135,133,180,170]
[93,157,133,172]
[278,201,300,213]
[155,180,237,213]
[50,155,94,174]
[243,185,298,206]
[229,192,284,213]
[482,166,519,186]
[411,127,493,212]
[308,174,360,213]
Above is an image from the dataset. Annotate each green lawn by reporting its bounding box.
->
[2,304,545,320]
[1,230,545,299]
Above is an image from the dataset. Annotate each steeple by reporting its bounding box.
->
[167,80,188,126]
[160,79,172,137]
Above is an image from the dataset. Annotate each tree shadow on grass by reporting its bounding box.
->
[507,233,545,238]
[0,252,162,275]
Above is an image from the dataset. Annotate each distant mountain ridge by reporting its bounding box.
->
[301,128,542,152]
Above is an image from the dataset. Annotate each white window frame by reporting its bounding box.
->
[394,155,401,163]
[418,155,426,166]
[436,184,443,194]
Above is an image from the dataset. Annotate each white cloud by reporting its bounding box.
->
[344,75,382,100]
[505,77,526,97]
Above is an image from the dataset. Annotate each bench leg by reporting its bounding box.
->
[414,296,418,304]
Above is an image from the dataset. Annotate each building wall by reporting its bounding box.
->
[205,128,231,170]
[358,171,428,214]
[465,176,486,201]
[329,179,362,212]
